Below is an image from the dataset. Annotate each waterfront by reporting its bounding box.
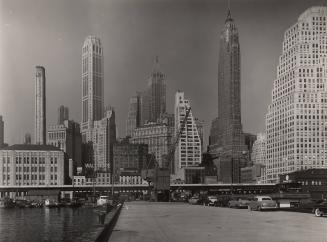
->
[0,207,102,242]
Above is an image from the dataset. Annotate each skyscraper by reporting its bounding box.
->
[209,9,248,183]
[58,105,69,125]
[48,120,82,173]
[265,7,327,183]
[35,66,46,145]
[90,107,116,172]
[81,36,104,142]
[174,91,202,174]
[0,116,4,148]
[126,93,141,137]
[141,57,166,124]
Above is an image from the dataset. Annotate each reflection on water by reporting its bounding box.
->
[0,207,101,242]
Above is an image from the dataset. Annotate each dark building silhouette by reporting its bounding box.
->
[209,9,248,183]
[58,105,69,125]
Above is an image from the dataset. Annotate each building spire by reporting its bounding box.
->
[153,55,160,73]
[226,0,233,23]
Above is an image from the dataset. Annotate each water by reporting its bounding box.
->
[0,207,103,242]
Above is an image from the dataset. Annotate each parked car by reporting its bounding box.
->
[228,197,251,209]
[313,200,327,217]
[206,196,218,206]
[188,196,200,205]
[248,196,278,211]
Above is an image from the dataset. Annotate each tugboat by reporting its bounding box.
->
[96,195,110,206]
[44,199,59,208]
[0,197,15,208]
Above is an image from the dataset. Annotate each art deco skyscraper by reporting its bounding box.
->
[81,36,104,141]
[265,7,327,183]
[210,9,248,183]
[35,66,46,145]
[141,57,166,124]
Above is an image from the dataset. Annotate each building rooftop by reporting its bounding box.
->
[0,144,62,151]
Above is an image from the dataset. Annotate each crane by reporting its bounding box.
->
[141,107,192,202]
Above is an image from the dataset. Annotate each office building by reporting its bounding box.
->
[0,144,68,186]
[87,108,116,172]
[58,105,69,125]
[208,9,248,183]
[48,120,82,174]
[113,141,149,174]
[81,36,104,141]
[141,57,166,124]
[174,91,202,175]
[251,133,266,165]
[35,66,46,145]
[130,117,174,168]
[266,7,327,183]
[126,93,141,137]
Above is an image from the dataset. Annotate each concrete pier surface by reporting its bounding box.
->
[109,201,327,242]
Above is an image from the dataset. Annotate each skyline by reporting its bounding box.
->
[0,0,326,146]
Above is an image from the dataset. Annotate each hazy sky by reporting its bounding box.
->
[0,0,326,146]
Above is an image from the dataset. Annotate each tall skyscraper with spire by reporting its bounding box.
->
[209,9,247,183]
[81,36,104,142]
[35,66,46,145]
[141,57,166,124]
[265,7,327,183]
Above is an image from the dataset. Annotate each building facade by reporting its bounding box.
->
[113,142,149,175]
[58,105,69,125]
[81,36,104,141]
[130,119,174,168]
[174,91,202,175]
[126,93,141,137]
[0,144,67,186]
[266,7,327,183]
[87,108,116,172]
[35,66,46,145]
[141,57,166,125]
[280,169,327,200]
[209,9,248,183]
[47,120,82,174]
[251,133,266,165]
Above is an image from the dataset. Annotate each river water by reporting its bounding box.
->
[0,207,103,242]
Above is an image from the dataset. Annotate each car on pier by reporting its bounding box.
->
[188,196,200,205]
[228,197,251,209]
[248,196,278,211]
[313,200,327,217]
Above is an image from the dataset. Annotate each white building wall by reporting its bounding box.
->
[266,7,327,183]
[174,91,202,175]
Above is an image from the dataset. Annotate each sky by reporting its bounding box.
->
[0,0,326,147]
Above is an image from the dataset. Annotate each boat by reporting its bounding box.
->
[96,195,110,206]
[44,199,59,208]
[0,197,15,208]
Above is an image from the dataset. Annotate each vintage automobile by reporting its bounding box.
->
[313,200,327,217]
[228,197,251,209]
[248,196,278,211]
[206,196,218,206]
[188,196,200,205]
